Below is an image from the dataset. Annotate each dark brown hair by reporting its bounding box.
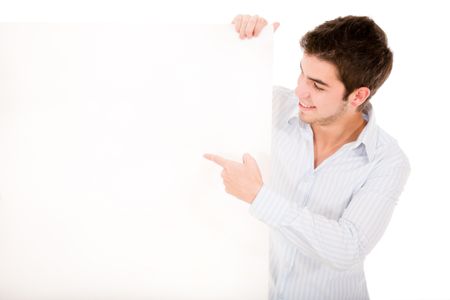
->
[300,16,393,112]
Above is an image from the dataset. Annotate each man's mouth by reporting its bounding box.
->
[299,101,316,110]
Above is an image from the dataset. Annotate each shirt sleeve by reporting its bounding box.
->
[249,144,411,270]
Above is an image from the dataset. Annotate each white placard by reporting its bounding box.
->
[0,24,272,299]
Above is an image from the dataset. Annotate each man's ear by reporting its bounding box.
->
[349,87,371,109]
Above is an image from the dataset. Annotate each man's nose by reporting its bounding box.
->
[295,80,310,99]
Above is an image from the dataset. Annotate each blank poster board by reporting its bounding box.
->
[0,24,273,299]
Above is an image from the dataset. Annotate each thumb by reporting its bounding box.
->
[242,153,251,164]
[243,153,262,174]
[242,153,255,165]
[272,22,280,32]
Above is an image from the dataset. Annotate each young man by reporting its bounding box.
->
[204,14,410,300]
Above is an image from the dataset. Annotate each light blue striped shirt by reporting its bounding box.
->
[249,86,411,300]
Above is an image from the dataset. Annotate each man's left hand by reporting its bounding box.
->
[203,153,263,204]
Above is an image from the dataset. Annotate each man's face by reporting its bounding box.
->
[295,53,349,126]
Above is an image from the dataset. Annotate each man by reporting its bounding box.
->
[204,14,410,300]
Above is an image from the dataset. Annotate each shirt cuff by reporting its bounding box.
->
[248,184,298,228]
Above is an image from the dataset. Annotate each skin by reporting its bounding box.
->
[297,54,370,168]
[204,15,370,204]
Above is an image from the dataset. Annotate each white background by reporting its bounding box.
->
[1,0,449,299]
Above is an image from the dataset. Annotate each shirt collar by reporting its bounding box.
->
[288,102,378,162]
[350,103,378,162]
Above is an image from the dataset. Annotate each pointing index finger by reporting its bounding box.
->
[203,153,228,168]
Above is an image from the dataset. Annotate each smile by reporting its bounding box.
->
[299,101,316,110]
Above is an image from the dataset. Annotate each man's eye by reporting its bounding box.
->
[313,82,324,91]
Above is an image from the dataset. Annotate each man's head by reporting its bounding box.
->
[295,15,393,125]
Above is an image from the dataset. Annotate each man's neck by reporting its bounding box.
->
[311,112,367,151]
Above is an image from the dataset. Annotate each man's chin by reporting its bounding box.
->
[299,113,314,124]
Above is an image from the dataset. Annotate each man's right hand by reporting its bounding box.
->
[231,14,280,39]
